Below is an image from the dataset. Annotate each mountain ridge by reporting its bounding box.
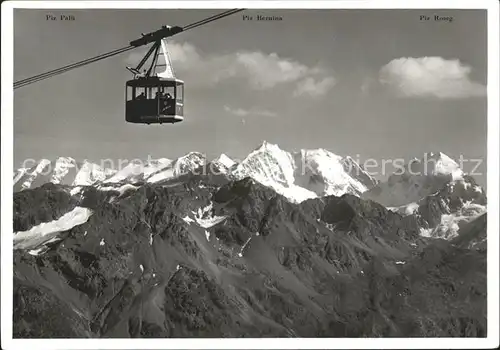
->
[14,143,486,240]
[12,170,487,337]
[12,141,390,202]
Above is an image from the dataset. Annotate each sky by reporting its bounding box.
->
[13,8,488,184]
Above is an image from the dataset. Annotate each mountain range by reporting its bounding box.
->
[12,141,487,338]
[14,142,378,201]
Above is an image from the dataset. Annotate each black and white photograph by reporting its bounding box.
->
[2,1,499,349]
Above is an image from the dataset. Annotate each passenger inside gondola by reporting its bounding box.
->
[156,92,171,113]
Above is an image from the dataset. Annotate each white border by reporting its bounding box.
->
[2,1,499,349]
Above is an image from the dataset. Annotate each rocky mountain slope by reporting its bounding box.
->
[363,152,486,240]
[12,144,487,338]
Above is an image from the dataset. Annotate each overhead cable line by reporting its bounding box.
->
[182,8,244,31]
[14,46,135,89]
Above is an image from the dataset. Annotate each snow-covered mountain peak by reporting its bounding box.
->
[35,159,52,171]
[428,151,445,158]
[298,148,344,168]
[302,147,341,158]
[293,148,369,197]
[227,142,377,203]
[407,152,464,180]
[229,142,316,203]
[146,157,172,167]
[363,152,474,208]
[145,152,206,184]
[210,154,237,174]
[51,157,78,184]
[144,158,173,175]
[213,154,236,169]
[173,152,206,173]
[103,163,144,184]
[13,157,117,191]
[16,159,52,191]
[255,140,278,151]
[103,158,174,184]
[182,151,205,158]
[233,141,296,187]
[429,152,464,180]
[55,156,77,164]
[296,151,377,190]
[74,161,116,186]
[341,155,378,189]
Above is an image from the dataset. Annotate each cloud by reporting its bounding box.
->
[223,105,277,118]
[379,57,486,99]
[126,41,335,97]
[293,77,336,98]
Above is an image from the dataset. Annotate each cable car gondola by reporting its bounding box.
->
[125,28,184,125]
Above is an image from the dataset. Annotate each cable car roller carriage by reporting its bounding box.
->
[125,25,184,125]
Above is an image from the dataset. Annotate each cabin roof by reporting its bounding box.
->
[126,77,184,87]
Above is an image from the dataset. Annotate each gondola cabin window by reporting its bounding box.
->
[176,83,183,102]
[175,81,184,116]
[125,78,184,125]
